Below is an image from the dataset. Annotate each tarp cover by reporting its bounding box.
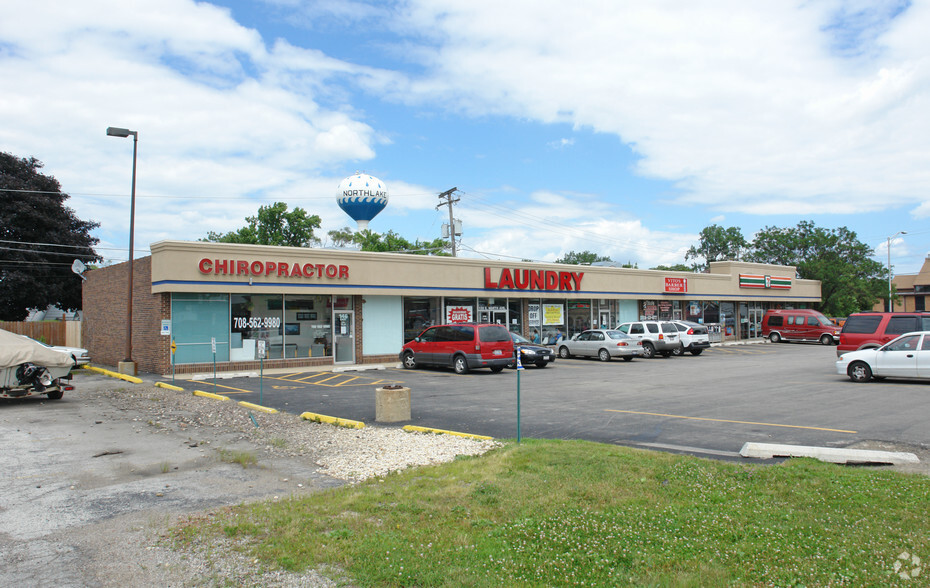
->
[0,328,75,369]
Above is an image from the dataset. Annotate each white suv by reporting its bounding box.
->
[670,320,711,356]
[615,321,681,358]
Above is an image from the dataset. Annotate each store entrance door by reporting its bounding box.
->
[599,311,611,330]
[479,310,507,325]
[334,311,355,363]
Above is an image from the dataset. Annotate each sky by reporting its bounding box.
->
[2,0,929,276]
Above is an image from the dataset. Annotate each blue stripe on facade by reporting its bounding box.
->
[152,279,819,301]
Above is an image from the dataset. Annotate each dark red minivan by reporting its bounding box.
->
[400,323,514,374]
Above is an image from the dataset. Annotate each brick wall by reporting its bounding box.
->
[83,256,167,373]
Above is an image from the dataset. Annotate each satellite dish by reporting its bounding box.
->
[71,259,87,281]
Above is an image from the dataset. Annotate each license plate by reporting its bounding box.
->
[493,349,503,356]
[542,354,551,360]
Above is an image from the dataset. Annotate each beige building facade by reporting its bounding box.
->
[84,240,822,374]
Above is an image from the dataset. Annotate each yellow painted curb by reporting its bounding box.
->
[82,365,143,384]
[300,411,365,429]
[193,390,230,401]
[238,401,278,414]
[403,425,493,441]
[155,382,184,391]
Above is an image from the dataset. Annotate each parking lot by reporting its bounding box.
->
[187,342,930,459]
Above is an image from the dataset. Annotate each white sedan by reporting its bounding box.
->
[836,331,930,383]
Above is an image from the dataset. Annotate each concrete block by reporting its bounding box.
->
[740,442,919,465]
[117,361,137,376]
[376,386,411,422]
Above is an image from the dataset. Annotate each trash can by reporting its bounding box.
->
[375,385,411,422]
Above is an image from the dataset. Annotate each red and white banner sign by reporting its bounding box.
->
[664,277,688,293]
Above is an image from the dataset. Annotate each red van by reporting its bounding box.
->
[761,309,839,345]
[837,312,930,357]
[400,323,514,374]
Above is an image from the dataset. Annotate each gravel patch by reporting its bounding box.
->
[0,374,500,587]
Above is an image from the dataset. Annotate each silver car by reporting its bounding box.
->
[557,329,643,362]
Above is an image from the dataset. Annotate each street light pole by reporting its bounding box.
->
[106,126,139,369]
[887,230,906,312]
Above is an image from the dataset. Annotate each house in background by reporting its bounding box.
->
[878,255,930,312]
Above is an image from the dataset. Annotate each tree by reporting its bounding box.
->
[746,221,886,316]
[327,227,449,255]
[685,225,747,271]
[203,202,321,247]
[555,250,612,265]
[0,152,101,320]
[651,264,692,272]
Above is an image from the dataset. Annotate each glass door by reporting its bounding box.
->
[334,311,355,363]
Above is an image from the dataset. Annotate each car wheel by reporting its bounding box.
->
[453,355,469,375]
[690,349,703,356]
[598,348,611,362]
[535,361,548,368]
[641,342,655,359]
[46,390,63,400]
[820,334,833,345]
[847,361,872,383]
[769,332,781,343]
[558,346,571,359]
[671,345,684,356]
[490,365,505,373]
[621,355,633,362]
[402,352,417,369]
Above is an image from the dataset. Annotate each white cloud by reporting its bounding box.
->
[388,0,930,214]
[0,0,382,259]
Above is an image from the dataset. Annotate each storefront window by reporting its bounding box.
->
[478,297,507,325]
[231,294,286,360]
[171,293,229,364]
[685,301,703,322]
[444,297,475,323]
[541,299,565,344]
[285,295,332,358]
[720,302,736,338]
[641,300,657,320]
[657,300,673,320]
[403,297,440,342]
[567,300,592,338]
[508,299,522,334]
[703,302,720,324]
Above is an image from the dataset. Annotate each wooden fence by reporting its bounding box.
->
[0,321,82,347]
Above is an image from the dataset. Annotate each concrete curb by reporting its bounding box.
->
[403,425,494,441]
[238,401,278,414]
[300,411,365,429]
[740,442,920,465]
[154,382,184,391]
[82,365,143,384]
[193,390,230,401]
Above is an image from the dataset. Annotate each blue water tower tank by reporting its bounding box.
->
[336,173,389,231]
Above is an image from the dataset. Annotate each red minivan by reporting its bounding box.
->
[761,309,840,345]
[837,312,930,357]
[400,323,514,374]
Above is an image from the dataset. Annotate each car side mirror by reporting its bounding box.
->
[414,337,422,342]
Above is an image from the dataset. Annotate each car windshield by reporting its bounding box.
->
[605,330,630,340]
[511,333,531,344]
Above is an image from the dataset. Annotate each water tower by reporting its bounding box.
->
[336,173,389,231]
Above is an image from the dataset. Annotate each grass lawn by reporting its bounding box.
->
[175,439,929,586]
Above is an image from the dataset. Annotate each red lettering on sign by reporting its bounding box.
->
[572,272,584,290]
[558,272,572,290]
[196,258,349,280]
[290,263,303,277]
[250,261,264,275]
[264,262,276,276]
[277,263,290,277]
[484,268,498,288]
[514,269,530,289]
[303,263,314,277]
[339,265,349,278]
[499,268,515,289]
[237,260,248,275]
[530,270,545,290]
[198,258,212,273]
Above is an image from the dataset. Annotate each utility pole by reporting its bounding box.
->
[436,187,460,256]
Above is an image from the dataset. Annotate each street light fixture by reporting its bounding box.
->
[106,126,138,370]
[887,230,906,312]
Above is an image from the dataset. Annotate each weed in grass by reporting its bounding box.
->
[269,437,287,449]
[218,449,257,468]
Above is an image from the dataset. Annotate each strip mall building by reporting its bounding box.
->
[82,240,822,374]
